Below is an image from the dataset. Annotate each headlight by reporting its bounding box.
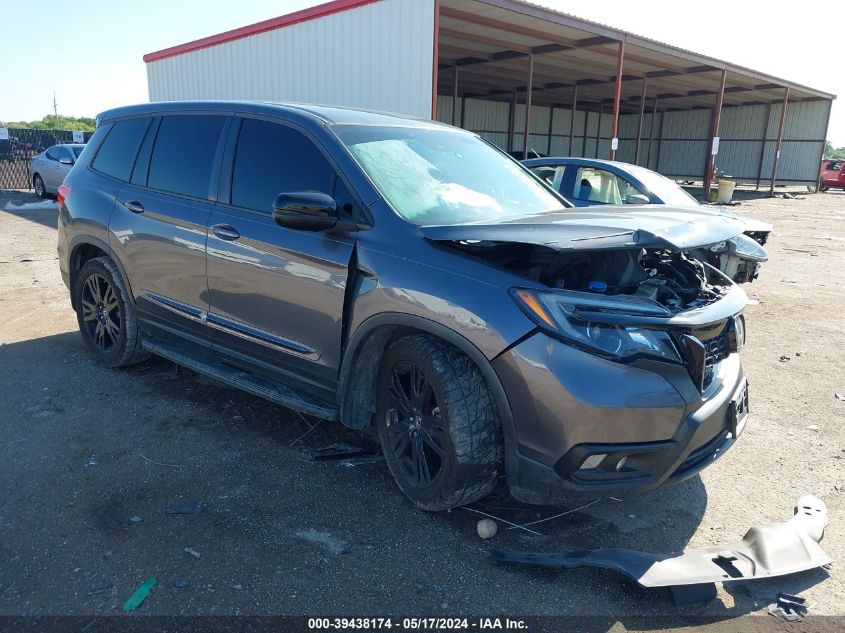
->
[510,288,682,362]
[711,235,768,262]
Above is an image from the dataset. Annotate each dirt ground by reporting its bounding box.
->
[0,188,843,626]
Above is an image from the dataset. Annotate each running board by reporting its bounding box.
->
[142,338,339,420]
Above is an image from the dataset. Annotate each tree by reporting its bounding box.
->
[824,141,845,160]
[3,114,95,132]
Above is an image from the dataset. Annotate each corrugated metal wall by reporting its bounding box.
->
[437,95,614,158]
[146,0,435,118]
[437,95,829,185]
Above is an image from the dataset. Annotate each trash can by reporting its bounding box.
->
[716,179,736,204]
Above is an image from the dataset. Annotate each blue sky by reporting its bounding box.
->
[1,0,841,145]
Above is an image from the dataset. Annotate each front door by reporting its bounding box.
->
[42,146,66,190]
[205,117,357,399]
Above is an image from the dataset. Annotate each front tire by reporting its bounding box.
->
[33,174,46,198]
[375,335,502,511]
[74,256,149,367]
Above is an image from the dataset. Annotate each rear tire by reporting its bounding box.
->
[74,256,150,367]
[33,174,46,198]
[375,334,502,511]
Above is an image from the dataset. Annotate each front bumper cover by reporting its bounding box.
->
[492,495,830,598]
[493,333,747,504]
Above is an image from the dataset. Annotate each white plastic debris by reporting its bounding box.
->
[477,518,498,539]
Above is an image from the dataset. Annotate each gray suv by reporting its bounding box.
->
[58,101,750,510]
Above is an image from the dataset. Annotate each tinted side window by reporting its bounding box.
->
[59,147,73,162]
[46,147,61,161]
[231,119,333,213]
[92,118,150,181]
[148,115,225,199]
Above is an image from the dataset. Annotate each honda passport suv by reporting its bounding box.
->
[58,102,750,510]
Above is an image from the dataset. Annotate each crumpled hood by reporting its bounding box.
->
[420,206,746,252]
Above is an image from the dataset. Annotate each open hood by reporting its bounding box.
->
[421,206,746,252]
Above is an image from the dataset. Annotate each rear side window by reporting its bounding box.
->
[92,118,150,181]
[231,118,333,213]
[148,115,225,199]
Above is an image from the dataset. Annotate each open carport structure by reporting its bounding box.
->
[144,0,835,193]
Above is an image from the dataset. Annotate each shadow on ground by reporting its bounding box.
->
[2,330,808,618]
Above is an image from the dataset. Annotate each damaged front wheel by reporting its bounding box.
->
[375,335,502,511]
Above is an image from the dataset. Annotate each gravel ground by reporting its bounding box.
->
[0,189,843,624]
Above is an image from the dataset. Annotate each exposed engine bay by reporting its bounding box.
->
[446,241,729,313]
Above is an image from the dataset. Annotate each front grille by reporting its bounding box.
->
[680,323,730,391]
[702,327,730,388]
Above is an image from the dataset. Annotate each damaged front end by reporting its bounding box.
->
[430,226,747,393]
[422,214,750,501]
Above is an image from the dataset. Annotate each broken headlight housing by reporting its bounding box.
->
[710,234,769,262]
[510,288,682,362]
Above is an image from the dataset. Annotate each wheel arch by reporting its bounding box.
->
[337,313,517,462]
[67,236,133,310]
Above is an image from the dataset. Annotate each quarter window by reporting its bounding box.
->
[148,115,226,199]
[231,119,333,213]
[92,118,151,182]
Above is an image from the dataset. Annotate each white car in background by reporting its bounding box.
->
[29,144,86,198]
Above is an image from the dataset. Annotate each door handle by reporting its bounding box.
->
[212,224,240,240]
[124,200,144,214]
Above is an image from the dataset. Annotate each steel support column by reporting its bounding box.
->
[703,68,727,199]
[547,106,554,155]
[582,109,588,157]
[595,104,602,158]
[816,100,833,191]
[609,40,625,160]
[568,85,578,155]
[451,67,459,126]
[634,77,647,165]
[507,90,517,153]
[769,87,790,195]
[522,53,535,160]
[647,96,658,169]
[755,103,772,190]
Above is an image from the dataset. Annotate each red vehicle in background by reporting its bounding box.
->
[820,159,845,191]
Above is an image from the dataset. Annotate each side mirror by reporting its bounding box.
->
[59,156,73,165]
[273,191,338,231]
[625,193,650,205]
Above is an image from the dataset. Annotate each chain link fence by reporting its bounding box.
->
[0,128,93,190]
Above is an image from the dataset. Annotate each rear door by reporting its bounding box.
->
[108,113,230,343]
[205,116,357,399]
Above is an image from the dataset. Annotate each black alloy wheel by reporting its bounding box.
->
[375,334,502,511]
[384,361,446,487]
[80,272,121,352]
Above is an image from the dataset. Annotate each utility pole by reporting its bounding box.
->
[53,92,58,117]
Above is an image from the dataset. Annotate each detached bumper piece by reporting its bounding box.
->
[492,495,830,605]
